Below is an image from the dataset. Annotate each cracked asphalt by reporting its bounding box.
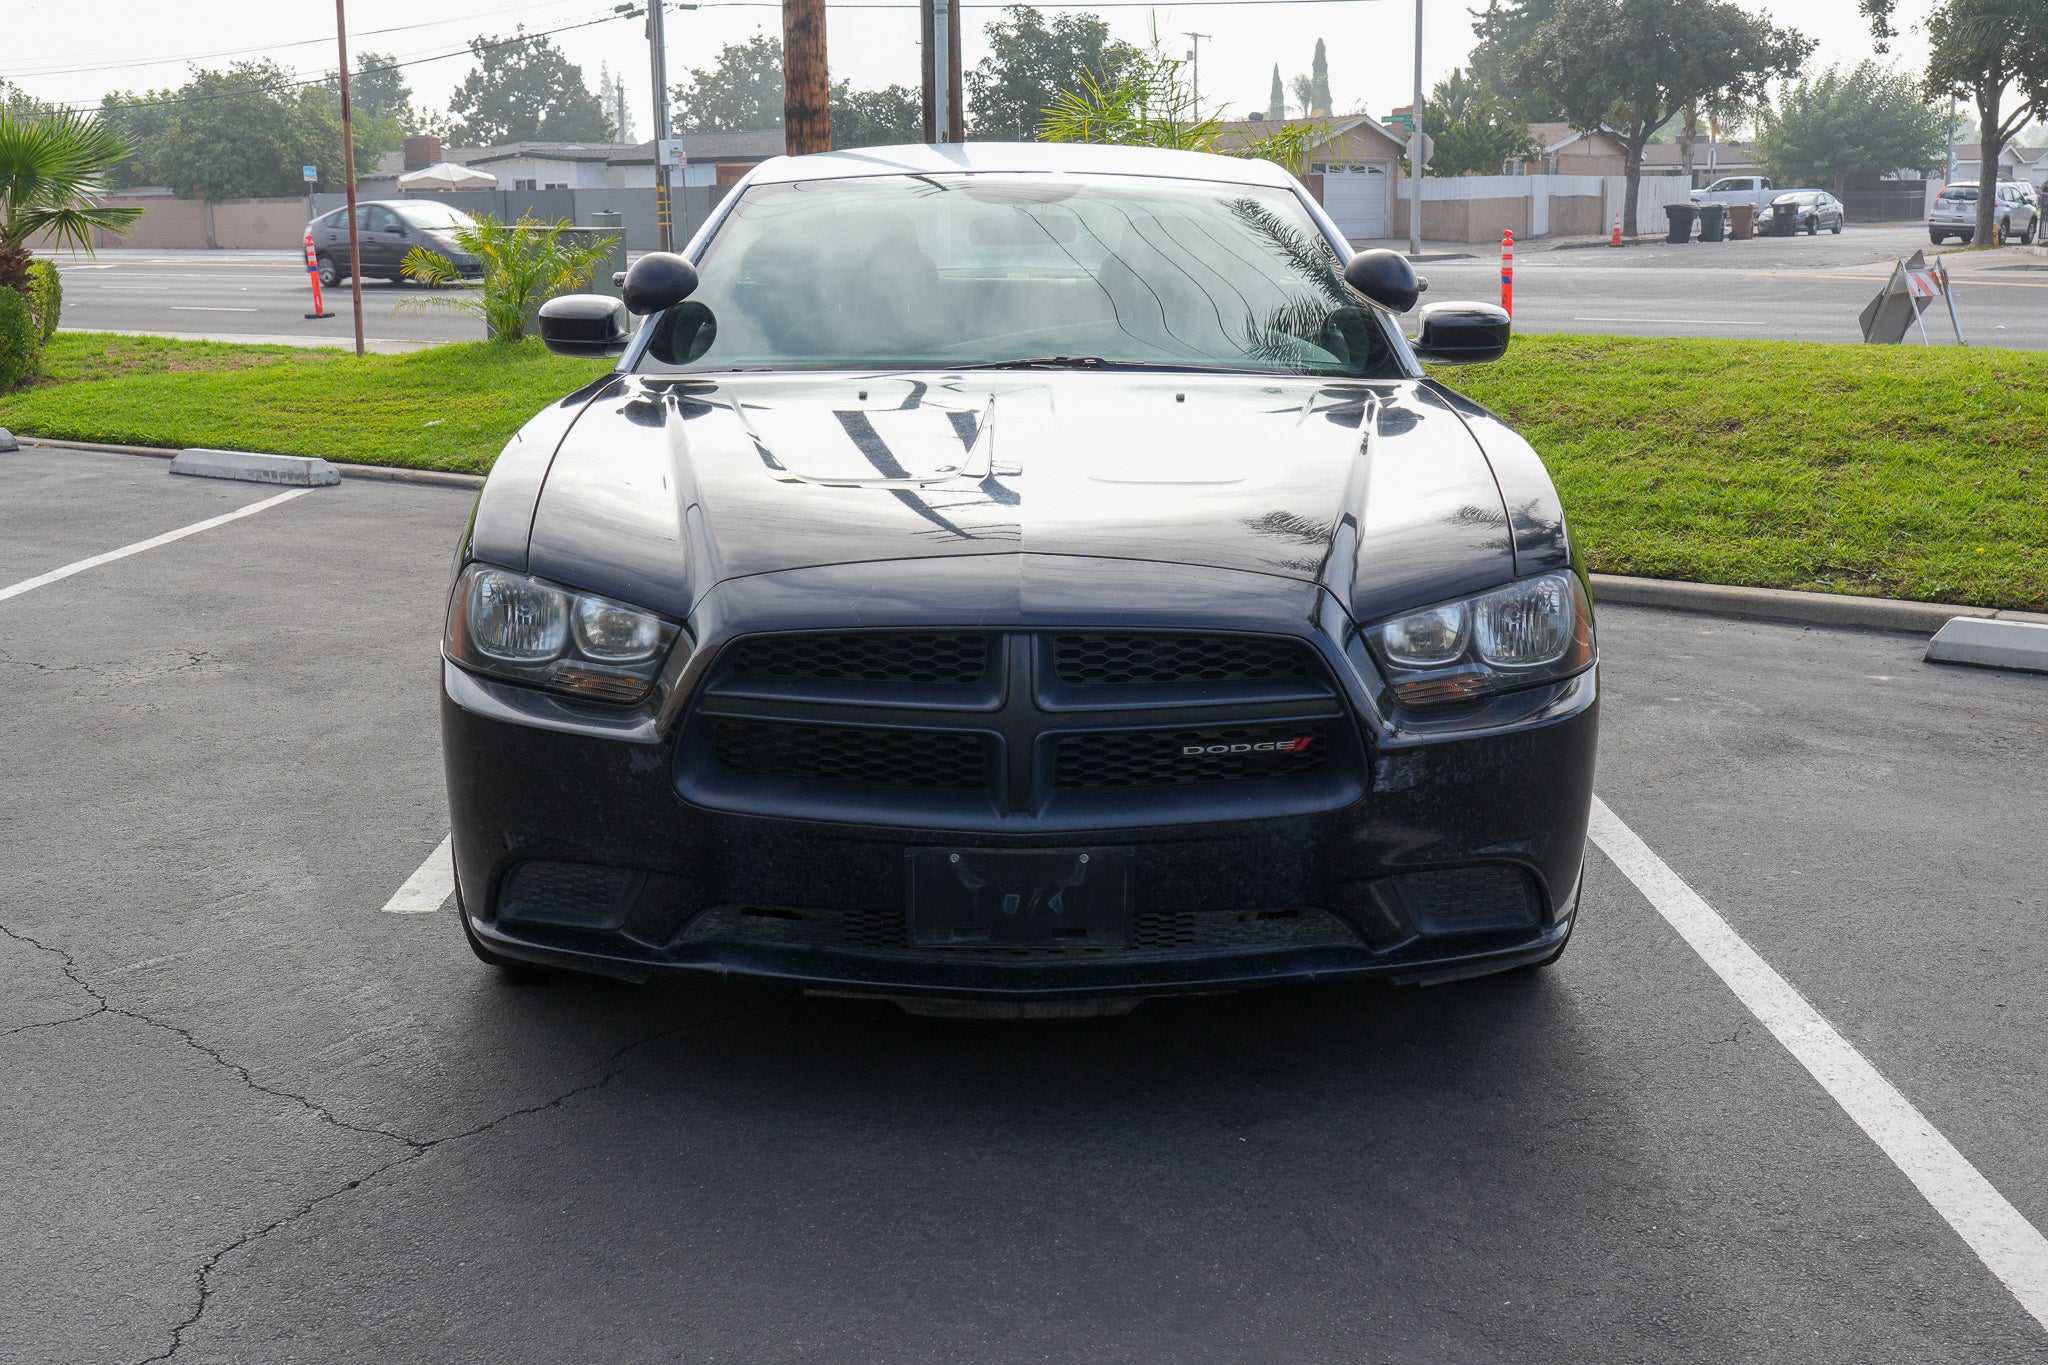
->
[3,444,2045,1363]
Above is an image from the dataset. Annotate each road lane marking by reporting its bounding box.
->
[1589,797,2048,1331]
[381,835,454,914]
[1572,316,1769,326]
[0,489,313,604]
[169,306,259,313]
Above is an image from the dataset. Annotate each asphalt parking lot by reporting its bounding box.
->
[4,445,2047,1364]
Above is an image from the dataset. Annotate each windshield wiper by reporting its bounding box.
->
[950,355,1118,370]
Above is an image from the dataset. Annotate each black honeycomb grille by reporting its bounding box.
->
[712,719,990,790]
[1052,633,1317,686]
[1053,723,1331,790]
[726,632,993,685]
[681,904,1358,956]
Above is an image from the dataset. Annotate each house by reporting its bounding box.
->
[1520,123,1632,177]
[1213,114,1410,239]
[357,132,785,194]
[1949,142,2047,188]
[1640,137,1765,185]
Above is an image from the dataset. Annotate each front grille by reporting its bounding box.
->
[1052,633,1316,686]
[726,632,992,685]
[712,718,990,790]
[683,903,1360,957]
[1054,723,1331,790]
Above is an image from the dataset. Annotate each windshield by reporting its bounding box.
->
[639,173,1403,379]
[393,201,474,230]
[1705,179,1743,192]
[1940,186,1978,202]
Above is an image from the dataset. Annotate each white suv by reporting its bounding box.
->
[1928,181,2040,245]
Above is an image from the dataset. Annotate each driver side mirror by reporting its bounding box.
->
[538,294,632,358]
[621,251,699,316]
[1344,249,1428,313]
[1411,302,1511,365]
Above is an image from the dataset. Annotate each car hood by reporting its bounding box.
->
[505,370,1536,625]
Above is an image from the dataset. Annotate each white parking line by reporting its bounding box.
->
[381,835,454,914]
[0,488,313,604]
[1589,797,2048,1331]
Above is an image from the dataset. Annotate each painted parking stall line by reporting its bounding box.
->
[381,835,454,914]
[0,488,313,604]
[1589,797,2048,1331]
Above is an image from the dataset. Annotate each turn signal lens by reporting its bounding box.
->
[466,570,568,662]
[1381,603,1469,666]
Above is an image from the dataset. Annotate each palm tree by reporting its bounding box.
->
[0,108,140,292]
[399,215,618,343]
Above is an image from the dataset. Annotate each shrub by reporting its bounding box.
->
[27,260,61,341]
[399,215,618,344]
[0,285,41,391]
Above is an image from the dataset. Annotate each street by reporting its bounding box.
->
[49,226,2048,354]
[3,445,2046,1362]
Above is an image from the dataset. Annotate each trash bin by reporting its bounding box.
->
[1768,202,1799,236]
[1729,203,1756,240]
[1664,204,1697,244]
[1697,204,1727,242]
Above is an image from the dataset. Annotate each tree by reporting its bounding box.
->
[337,52,411,124]
[1470,0,1561,121]
[1290,74,1314,118]
[140,63,351,200]
[1268,66,1285,122]
[1,81,58,121]
[966,7,1143,140]
[98,90,178,188]
[1862,0,2048,243]
[671,33,785,133]
[832,84,922,149]
[1517,0,1811,235]
[1757,64,1945,195]
[1041,57,1313,173]
[0,107,141,290]
[1310,40,1332,116]
[447,29,614,144]
[1423,68,1542,176]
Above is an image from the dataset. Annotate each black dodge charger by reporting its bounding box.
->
[442,143,1598,1010]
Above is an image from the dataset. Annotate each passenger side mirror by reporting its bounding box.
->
[538,294,632,358]
[621,252,699,316]
[1411,302,1510,365]
[1343,249,1427,314]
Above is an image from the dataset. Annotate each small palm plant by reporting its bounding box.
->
[399,214,617,343]
[1041,58,1315,175]
[0,107,141,294]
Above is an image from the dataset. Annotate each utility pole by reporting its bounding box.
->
[921,0,963,142]
[1184,32,1211,111]
[1946,94,1958,184]
[628,2,695,253]
[785,0,831,154]
[1406,0,1425,257]
[334,0,364,356]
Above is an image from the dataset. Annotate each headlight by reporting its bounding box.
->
[1365,572,1594,707]
[445,564,683,704]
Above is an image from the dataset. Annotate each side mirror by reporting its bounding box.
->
[1343,249,1426,313]
[538,294,632,358]
[622,252,699,316]
[1411,302,1510,365]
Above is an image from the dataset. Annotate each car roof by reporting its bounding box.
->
[744,140,1302,190]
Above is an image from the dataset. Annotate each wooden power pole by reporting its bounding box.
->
[920,0,964,143]
[782,0,831,155]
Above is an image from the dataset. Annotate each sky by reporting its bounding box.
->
[6,0,1938,141]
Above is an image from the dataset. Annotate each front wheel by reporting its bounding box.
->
[1830,218,1843,235]
[1806,216,1819,236]
[315,254,338,287]
[2024,219,2039,246]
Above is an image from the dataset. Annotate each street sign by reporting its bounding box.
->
[1860,249,1965,345]
[658,138,686,170]
[302,164,318,182]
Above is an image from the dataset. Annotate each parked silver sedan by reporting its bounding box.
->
[1928,181,2040,245]
[1765,190,1845,236]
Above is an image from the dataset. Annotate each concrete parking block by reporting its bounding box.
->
[1925,616,2048,674]
[169,448,341,487]
[0,427,18,452]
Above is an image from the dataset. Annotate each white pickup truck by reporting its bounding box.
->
[1689,176,1779,211]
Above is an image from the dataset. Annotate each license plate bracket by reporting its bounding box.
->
[907,849,1132,948]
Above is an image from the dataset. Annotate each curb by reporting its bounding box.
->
[14,436,2043,636]
[1591,574,2048,634]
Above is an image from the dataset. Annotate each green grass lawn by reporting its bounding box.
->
[0,334,610,475]
[3,331,2044,609]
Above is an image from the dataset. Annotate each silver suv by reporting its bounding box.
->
[1928,181,2039,245]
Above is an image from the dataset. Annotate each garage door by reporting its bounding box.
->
[1321,165,1390,239]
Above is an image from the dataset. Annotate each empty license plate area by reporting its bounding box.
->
[907,849,1132,948]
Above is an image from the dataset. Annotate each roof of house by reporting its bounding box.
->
[1639,139,1761,169]
[1528,122,1627,153]
[1209,114,1407,158]
[361,132,787,180]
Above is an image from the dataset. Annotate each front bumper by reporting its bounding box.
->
[443,666,1598,999]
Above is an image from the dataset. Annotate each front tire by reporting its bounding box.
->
[1806,216,1819,236]
[1830,218,1843,235]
